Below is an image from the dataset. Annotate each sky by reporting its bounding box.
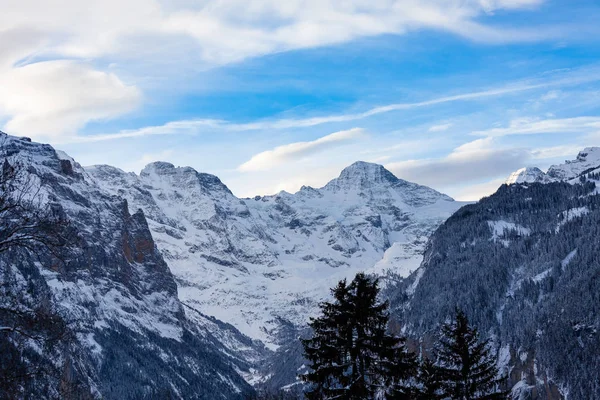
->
[1,0,600,200]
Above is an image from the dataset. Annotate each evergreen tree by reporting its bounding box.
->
[414,358,444,400]
[436,310,508,400]
[301,279,351,400]
[300,273,415,400]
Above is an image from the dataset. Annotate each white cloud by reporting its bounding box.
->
[452,177,506,201]
[56,67,600,144]
[58,119,223,144]
[384,138,530,187]
[540,90,561,101]
[0,0,586,139]
[0,0,592,141]
[428,123,453,132]
[123,149,175,173]
[0,1,552,68]
[238,128,365,172]
[0,60,141,140]
[472,116,600,137]
[531,144,584,159]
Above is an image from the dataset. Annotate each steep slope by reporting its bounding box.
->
[87,160,463,352]
[391,150,600,399]
[0,133,253,399]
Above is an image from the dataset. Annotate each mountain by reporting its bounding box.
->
[505,167,547,184]
[506,147,600,184]
[389,150,600,399]
[11,129,598,399]
[0,132,253,399]
[87,160,463,360]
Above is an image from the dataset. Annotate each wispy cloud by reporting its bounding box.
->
[0,60,141,139]
[428,123,453,132]
[238,128,365,172]
[472,116,600,137]
[531,144,585,159]
[55,119,223,144]
[0,0,577,138]
[0,1,554,67]
[56,67,600,144]
[384,138,530,188]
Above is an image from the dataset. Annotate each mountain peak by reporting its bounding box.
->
[547,146,600,181]
[574,147,600,163]
[140,161,232,195]
[505,167,546,185]
[140,161,176,176]
[507,146,600,185]
[328,161,399,190]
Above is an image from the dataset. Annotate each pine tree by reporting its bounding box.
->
[300,273,416,399]
[301,279,351,399]
[436,310,508,400]
[414,358,444,400]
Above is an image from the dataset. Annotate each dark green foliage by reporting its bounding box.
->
[435,310,507,400]
[300,273,416,400]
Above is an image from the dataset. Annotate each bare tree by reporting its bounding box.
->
[0,159,72,255]
[0,158,75,398]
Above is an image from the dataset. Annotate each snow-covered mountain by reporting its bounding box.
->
[87,160,463,351]
[506,147,600,184]
[0,132,253,399]
[390,147,600,399]
[505,167,547,184]
[4,130,599,398]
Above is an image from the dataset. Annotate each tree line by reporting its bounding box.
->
[298,273,508,400]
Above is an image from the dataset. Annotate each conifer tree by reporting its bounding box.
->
[300,273,416,400]
[436,309,508,400]
[414,358,444,400]
[301,279,351,399]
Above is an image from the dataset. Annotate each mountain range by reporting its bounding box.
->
[1,130,599,399]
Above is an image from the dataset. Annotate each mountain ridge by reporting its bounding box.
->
[506,147,600,185]
[86,155,463,354]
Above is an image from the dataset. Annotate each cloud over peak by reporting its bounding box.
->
[238,128,365,172]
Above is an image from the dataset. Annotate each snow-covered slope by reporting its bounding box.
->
[506,147,600,185]
[0,132,253,399]
[87,160,463,349]
[547,147,600,181]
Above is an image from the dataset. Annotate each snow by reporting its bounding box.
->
[507,147,600,185]
[532,269,551,283]
[488,220,531,247]
[505,167,547,185]
[561,249,578,269]
[511,379,534,400]
[87,160,464,349]
[556,207,589,232]
[497,344,512,377]
[548,147,600,181]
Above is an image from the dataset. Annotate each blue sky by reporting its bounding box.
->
[1,0,600,199]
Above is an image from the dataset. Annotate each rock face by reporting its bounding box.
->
[88,160,462,352]
[0,132,253,399]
